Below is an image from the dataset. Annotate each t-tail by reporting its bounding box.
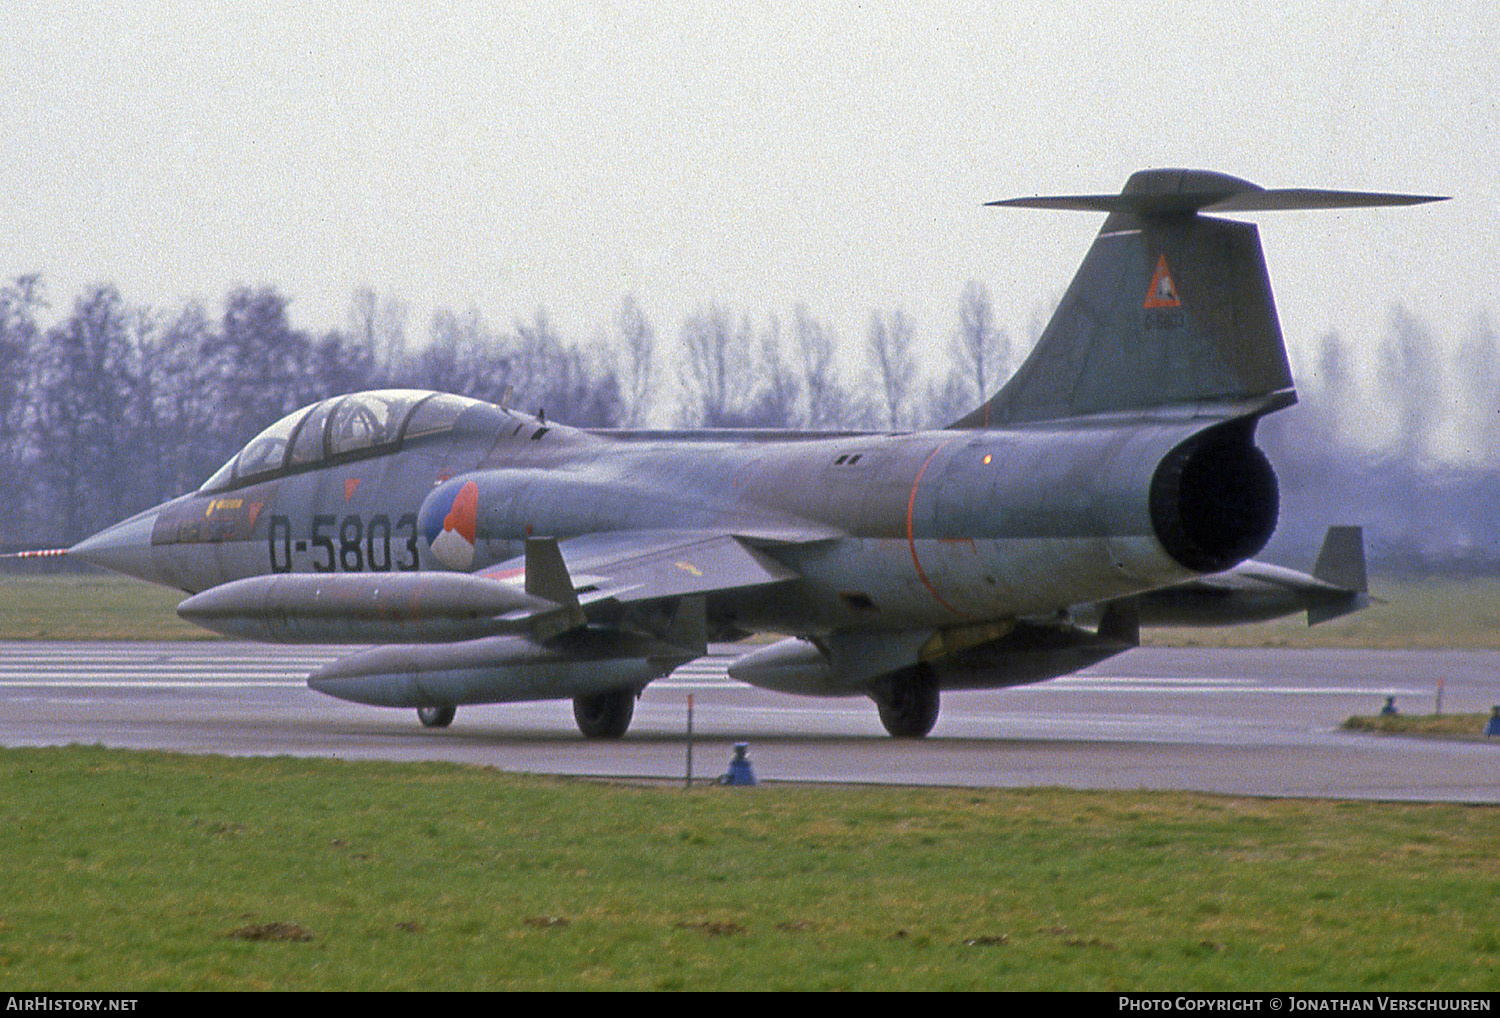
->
[952,168,1445,429]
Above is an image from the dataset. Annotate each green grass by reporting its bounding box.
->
[1342,712,1498,741]
[1143,576,1500,649]
[0,574,213,640]
[3,746,1499,990]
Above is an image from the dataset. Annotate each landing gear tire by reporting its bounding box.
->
[417,705,456,728]
[873,666,940,738]
[573,689,636,739]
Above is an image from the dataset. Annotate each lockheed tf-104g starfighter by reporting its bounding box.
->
[67,169,1437,738]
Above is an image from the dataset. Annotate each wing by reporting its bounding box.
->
[291,530,809,712]
[483,529,801,606]
[479,530,804,641]
[178,529,805,645]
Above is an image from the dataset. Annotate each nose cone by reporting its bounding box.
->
[68,510,162,585]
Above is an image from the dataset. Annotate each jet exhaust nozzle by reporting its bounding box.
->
[1149,420,1278,574]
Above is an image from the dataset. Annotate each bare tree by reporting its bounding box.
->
[614,294,656,427]
[1377,303,1444,466]
[1454,313,1499,462]
[513,308,562,411]
[33,285,135,540]
[0,275,43,544]
[794,303,851,429]
[419,305,501,400]
[308,328,376,405]
[513,308,623,427]
[678,302,755,427]
[751,315,799,427]
[866,308,917,430]
[1288,329,1357,458]
[150,300,226,494]
[951,280,1009,407]
[349,287,378,359]
[347,287,408,382]
[211,286,311,448]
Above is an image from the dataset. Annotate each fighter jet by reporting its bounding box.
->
[67,169,1439,738]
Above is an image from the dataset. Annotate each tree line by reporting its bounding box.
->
[0,277,1018,547]
[1256,310,1500,573]
[0,274,1495,571]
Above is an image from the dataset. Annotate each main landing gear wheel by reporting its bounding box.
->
[872,666,940,738]
[417,705,456,728]
[573,689,636,739]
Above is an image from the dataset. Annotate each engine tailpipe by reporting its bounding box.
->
[1149,419,1278,574]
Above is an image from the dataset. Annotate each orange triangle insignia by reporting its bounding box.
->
[1144,254,1181,308]
[344,478,361,501]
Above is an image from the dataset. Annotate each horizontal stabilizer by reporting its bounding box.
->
[989,171,1446,216]
[1097,523,1379,629]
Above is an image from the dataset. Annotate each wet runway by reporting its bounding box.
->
[1,641,1496,802]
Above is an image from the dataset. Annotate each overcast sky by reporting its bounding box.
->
[2,2,1493,396]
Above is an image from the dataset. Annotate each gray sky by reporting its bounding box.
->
[2,1,1494,397]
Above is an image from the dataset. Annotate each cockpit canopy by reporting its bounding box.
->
[200,389,484,493]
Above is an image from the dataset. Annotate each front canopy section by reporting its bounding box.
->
[199,389,485,493]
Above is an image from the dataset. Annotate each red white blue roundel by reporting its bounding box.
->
[422,479,479,570]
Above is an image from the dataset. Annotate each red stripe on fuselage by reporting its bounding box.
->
[906,446,964,617]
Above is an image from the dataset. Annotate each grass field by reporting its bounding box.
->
[1141,576,1500,650]
[0,574,212,641]
[1342,713,1498,741]
[4,572,1500,647]
[3,576,1497,989]
[3,746,1498,991]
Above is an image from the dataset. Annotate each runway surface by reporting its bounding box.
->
[1,641,1497,802]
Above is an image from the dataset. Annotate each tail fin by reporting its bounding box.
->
[952,169,1444,428]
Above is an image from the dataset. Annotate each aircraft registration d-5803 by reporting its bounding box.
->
[69,169,1437,738]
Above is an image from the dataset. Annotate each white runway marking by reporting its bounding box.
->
[1043,680,1427,696]
[0,649,1429,699]
[2,641,1496,800]
[0,679,307,688]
